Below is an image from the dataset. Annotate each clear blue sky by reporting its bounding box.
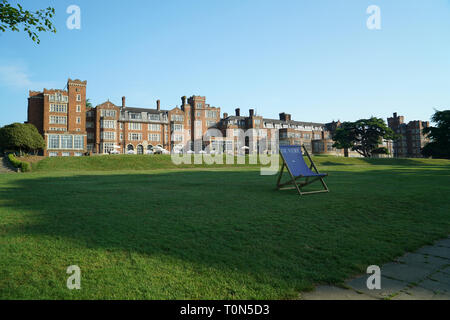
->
[1,0,449,127]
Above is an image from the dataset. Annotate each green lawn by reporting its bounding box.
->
[0,155,449,299]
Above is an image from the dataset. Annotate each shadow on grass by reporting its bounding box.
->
[1,165,450,298]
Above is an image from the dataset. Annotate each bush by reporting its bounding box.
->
[7,153,31,172]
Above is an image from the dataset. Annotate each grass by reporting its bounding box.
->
[0,155,449,299]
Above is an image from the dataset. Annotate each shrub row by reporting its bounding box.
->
[7,153,31,172]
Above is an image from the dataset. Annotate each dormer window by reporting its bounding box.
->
[130,112,142,119]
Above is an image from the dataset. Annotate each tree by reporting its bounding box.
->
[332,117,397,157]
[0,0,56,44]
[0,123,45,155]
[86,98,93,109]
[421,110,450,159]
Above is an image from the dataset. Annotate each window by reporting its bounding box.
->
[76,117,81,124]
[49,152,58,157]
[148,124,160,131]
[196,103,203,108]
[101,120,116,129]
[129,112,142,119]
[76,105,81,112]
[74,136,84,149]
[48,135,60,149]
[128,122,142,130]
[76,94,81,101]
[101,109,116,117]
[120,133,123,141]
[74,152,83,157]
[173,134,183,142]
[49,127,67,132]
[61,135,73,149]
[128,133,142,141]
[49,116,67,124]
[206,111,217,118]
[254,119,261,125]
[171,114,184,122]
[137,145,144,155]
[50,104,67,113]
[87,144,94,152]
[173,124,183,131]
[120,123,123,129]
[206,121,216,127]
[86,122,94,128]
[211,141,222,151]
[314,134,321,140]
[103,143,115,154]
[196,111,202,118]
[49,94,68,102]
[87,132,94,139]
[46,134,85,150]
[149,114,160,121]
[148,134,160,141]
[62,152,70,157]
[101,132,115,140]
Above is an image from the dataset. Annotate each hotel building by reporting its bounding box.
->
[26,78,397,157]
[387,112,430,158]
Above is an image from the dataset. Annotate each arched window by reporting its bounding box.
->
[127,144,134,151]
[137,145,144,155]
[147,145,153,151]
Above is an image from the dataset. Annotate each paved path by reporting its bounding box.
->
[0,157,16,173]
[301,237,450,300]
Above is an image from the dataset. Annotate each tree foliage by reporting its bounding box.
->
[86,98,93,109]
[332,117,397,157]
[0,0,56,44]
[421,110,450,159]
[0,122,45,154]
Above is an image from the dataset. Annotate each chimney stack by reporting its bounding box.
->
[157,99,160,111]
[223,112,228,119]
[235,108,240,117]
[122,96,126,108]
[393,112,397,118]
[249,109,254,117]
[279,112,291,122]
[181,96,186,106]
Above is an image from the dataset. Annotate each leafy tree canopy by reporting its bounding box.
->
[0,122,45,154]
[332,117,397,157]
[421,109,450,159]
[0,0,56,44]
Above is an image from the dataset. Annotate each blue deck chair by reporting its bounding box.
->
[277,145,329,196]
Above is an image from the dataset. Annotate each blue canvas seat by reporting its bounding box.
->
[277,145,329,196]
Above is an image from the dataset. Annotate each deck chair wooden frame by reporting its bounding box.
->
[276,145,329,196]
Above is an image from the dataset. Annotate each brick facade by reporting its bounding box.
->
[27,79,87,156]
[388,112,430,158]
[26,78,409,158]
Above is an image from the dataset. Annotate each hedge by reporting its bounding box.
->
[7,153,31,172]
